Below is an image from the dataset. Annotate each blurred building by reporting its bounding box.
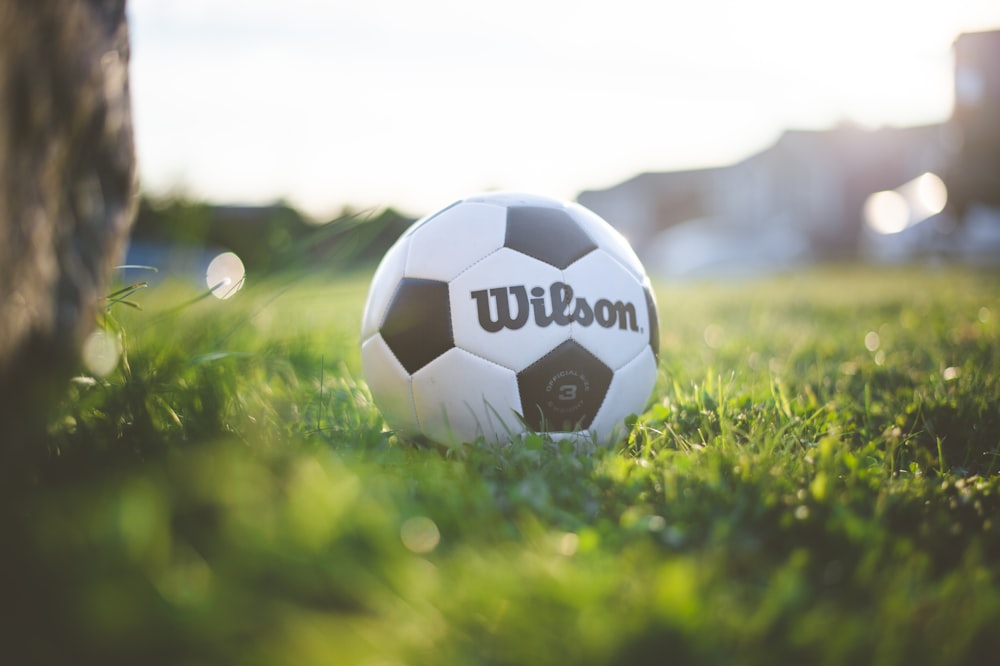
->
[947,29,1000,215]
[579,124,946,277]
[580,29,1000,277]
[865,30,1000,265]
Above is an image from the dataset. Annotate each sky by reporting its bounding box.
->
[128,0,1000,220]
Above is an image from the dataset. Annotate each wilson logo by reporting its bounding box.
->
[470,281,640,333]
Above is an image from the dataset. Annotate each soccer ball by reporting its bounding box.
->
[360,192,660,446]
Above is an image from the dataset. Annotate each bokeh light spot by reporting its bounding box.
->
[864,190,909,234]
[703,323,724,349]
[914,172,947,217]
[82,329,122,377]
[865,172,947,236]
[400,516,440,554]
[558,532,580,556]
[206,252,245,299]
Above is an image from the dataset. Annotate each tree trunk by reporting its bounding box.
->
[0,0,136,461]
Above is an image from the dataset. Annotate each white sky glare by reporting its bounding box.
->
[128,0,1000,219]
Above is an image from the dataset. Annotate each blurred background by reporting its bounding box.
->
[125,0,1000,279]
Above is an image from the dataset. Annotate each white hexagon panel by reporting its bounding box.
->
[589,346,659,442]
[360,334,419,433]
[449,247,565,371]
[411,348,522,444]
[405,202,507,282]
[562,250,652,371]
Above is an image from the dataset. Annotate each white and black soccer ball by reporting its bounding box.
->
[360,192,660,446]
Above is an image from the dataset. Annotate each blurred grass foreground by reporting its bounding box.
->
[2,263,1000,665]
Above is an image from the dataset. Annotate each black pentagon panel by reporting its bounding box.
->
[505,206,598,269]
[381,278,453,374]
[517,340,612,432]
[644,285,660,360]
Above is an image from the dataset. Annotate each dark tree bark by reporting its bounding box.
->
[0,0,136,459]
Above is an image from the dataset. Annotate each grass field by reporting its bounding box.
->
[3,264,1000,665]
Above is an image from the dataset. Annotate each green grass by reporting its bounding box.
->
[3,265,1000,665]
